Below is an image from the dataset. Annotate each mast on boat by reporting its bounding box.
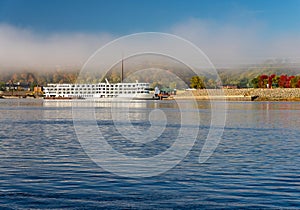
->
[121,55,124,83]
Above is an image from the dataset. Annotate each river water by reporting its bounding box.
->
[0,99,300,209]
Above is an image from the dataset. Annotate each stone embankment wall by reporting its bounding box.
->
[176,88,300,101]
[250,88,300,100]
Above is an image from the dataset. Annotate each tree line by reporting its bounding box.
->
[1,67,299,91]
[189,74,300,89]
[251,74,300,88]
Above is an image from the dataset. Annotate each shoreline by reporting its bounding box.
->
[2,88,300,101]
[173,88,300,101]
[172,95,254,101]
[171,95,300,101]
[1,96,300,102]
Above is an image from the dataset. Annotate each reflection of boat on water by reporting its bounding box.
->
[43,80,160,100]
[43,99,157,108]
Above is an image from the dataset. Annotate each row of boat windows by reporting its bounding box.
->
[56,95,118,98]
[49,95,95,98]
[47,91,148,94]
[48,84,149,88]
[45,87,145,91]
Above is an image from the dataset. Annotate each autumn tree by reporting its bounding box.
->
[290,76,300,88]
[190,76,205,89]
[267,74,276,88]
[272,75,280,87]
[278,75,288,88]
[259,75,268,88]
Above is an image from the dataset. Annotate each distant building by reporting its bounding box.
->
[221,85,238,89]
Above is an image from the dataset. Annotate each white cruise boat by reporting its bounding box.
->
[43,80,156,100]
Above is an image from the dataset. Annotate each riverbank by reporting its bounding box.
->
[2,88,300,101]
[173,88,300,101]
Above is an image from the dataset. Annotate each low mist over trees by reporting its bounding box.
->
[0,59,299,89]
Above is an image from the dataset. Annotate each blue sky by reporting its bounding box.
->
[1,0,299,35]
[0,0,300,68]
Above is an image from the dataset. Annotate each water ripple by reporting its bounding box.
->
[0,100,300,208]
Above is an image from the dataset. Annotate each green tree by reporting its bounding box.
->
[272,76,280,88]
[238,78,249,88]
[0,81,5,91]
[30,82,38,91]
[291,76,300,88]
[251,77,259,88]
[190,76,205,89]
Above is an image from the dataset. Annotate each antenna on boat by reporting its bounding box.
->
[121,54,124,83]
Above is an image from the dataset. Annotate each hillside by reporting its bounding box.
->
[1,60,300,90]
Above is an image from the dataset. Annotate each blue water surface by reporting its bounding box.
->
[0,99,300,209]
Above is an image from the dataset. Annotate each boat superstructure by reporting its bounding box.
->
[43,81,155,100]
